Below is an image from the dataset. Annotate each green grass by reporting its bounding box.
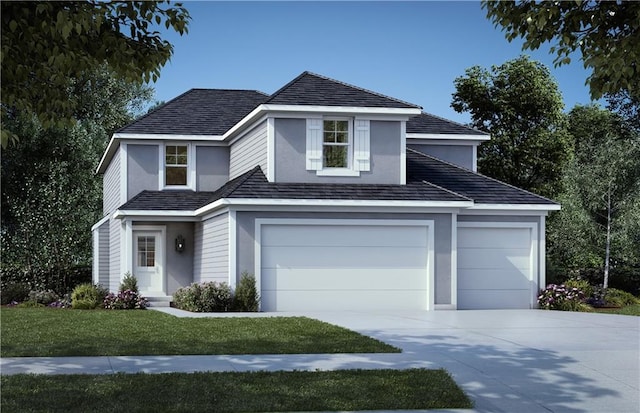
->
[0,369,472,412]
[0,308,399,357]
[592,304,640,316]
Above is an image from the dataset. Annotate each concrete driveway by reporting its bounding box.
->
[299,309,639,413]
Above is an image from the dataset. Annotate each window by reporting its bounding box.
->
[137,236,156,267]
[323,119,350,168]
[165,145,188,186]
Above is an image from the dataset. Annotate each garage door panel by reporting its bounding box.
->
[458,248,530,270]
[458,227,531,249]
[262,289,428,312]
[457,269,530,290]
[457,289,531,310]
[261,268,427,291]
[262,246,427,269]
[262,225,427,248]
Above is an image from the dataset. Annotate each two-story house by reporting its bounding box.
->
[92,71,559,311]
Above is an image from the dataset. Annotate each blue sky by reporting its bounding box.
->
[152,1,594,124]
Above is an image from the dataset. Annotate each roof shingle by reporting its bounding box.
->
[407,112,487,136]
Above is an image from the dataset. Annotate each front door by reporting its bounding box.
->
[133,231,164,294]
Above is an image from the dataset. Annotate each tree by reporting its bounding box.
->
[0,67,153,293]
[451,55,571,198]
[549,105,640,291]
[1,1,189,147]
[607,90,640,132]
[482,1,640,100]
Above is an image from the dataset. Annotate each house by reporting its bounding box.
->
[92,71,559,311]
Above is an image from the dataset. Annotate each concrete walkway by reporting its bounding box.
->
[1,309,639,413]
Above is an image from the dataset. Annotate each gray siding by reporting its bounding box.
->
[164,222,194,294]
[235,211,452,305]
[108,218,121,293]
[275,119,401,184]
[409,144,474,171]
[98,221,110,287]
[196,146,230,191]
[229,121,268,179]
[103,148,121,215]
[127,144,159,200]
[193,213,229,284]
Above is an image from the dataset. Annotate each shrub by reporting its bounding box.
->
[233,272,260,312]
[604,288,640,307]
[119,272,139,293]
[71,283,108,310]
[16,301,45,308]
[538,284,587,311]
[104,290,149,310]
[564,278,593,299]
[1,283,30,305]
[173,282,232,312]
[28,289,59,305]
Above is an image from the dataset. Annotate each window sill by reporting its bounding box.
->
[163,185,195,191]
[316,169,360,177]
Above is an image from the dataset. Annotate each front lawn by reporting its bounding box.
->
[592,304,640,316]
[0,308,398,357]
[0,369,473,412]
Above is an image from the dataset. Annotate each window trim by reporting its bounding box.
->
[160,143,195,190]
[318,117,357,176]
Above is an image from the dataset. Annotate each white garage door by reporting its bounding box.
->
[259,221,431,311]
[457,224,535,309]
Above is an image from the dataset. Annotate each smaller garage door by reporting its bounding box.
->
[457,223,535,309]
[258,220,432,312]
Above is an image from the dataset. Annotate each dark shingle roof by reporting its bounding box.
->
[265,72,422,109]
[120,190,216,211]
[406,148,557,205]
[117,89,268,135]
[407,112,487,136]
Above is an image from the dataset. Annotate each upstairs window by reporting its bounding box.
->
[323,119,350,168]
[165,145,188,186]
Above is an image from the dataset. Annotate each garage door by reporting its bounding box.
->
[259,220,432,311]
[457,224,535,309]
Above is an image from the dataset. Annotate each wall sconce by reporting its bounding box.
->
[175,235,185,253]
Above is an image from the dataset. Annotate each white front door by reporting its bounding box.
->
[133,231,164,294]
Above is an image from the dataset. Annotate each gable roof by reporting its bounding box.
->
[407,112,487,136]
[264,71,422,109]
[117,89,268,136]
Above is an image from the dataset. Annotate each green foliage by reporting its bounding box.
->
[0,1,190,147]
[563,278,593,300]
[482,1,640,100]
[538,284,586,311]
[548,105,640,290]
[0,283,30,305]
[119,272,139,294]
[604,288,640,307]
[15,301,45,308]
[173,282,233,312]
[233,272,260,312]
[103,290,148,310]
[71,283,108,310]
[28,290,60,306]
[451,55,571,198]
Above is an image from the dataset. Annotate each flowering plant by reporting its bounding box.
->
[538,284,586,311]
[103,289,149,310]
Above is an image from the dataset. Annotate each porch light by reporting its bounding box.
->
[175,235,185,253]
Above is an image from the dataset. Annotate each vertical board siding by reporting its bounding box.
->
[98,220,110,287]
[103,148,121,215]
[108,219,120,293]
[229,121,268,179]
[193,213,229,284]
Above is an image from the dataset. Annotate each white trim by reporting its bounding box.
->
[259,104,422,116]
[400,121,407,185]
[91,215,110,231]
[539,215,546,302]
[472,145,478,172]
[132,225,167,295]
[92,228,99,284]
[450,212,458,309]
[266,118,275,182]
[97,136,117,173]
[407,138,484,146]
[406,133,490,141]
[457,221,539,309]
[267,112,411,122]
[254,218,435,311]
[226,115,269,146]
[469,204,560,211]
[160,143,196,190]
[228,209,237,289]
[120,143,128,205]
[115,133,223,141]
[200,206,230,222]
[435,304,456,310]
[316,169,360,177]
